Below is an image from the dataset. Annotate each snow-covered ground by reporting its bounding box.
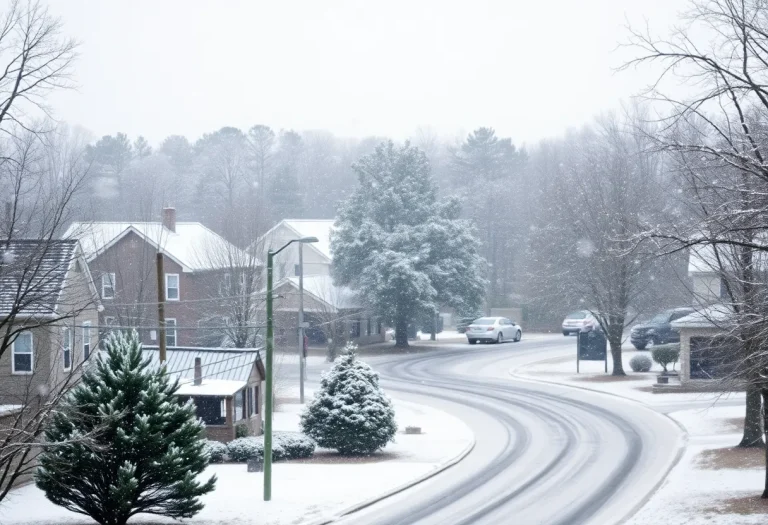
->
[513,342,766,524]
[0,397,473,525]
[628,403,767,525]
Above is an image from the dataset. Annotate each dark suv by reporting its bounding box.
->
[629,308,695,350]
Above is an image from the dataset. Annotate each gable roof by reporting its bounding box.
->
[275,275,361,311]
[141,346,265,396]
[258,219,334,262]
[0,239,97,318]
[63,221,250,272]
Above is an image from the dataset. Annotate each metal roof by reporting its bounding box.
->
[141,346,264,388]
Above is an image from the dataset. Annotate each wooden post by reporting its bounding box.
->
[156,252,166,363]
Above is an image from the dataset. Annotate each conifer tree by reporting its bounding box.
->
[35,331,216,525]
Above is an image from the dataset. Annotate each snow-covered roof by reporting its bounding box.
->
[176,379,246,397]
[141,346,264,397]
[671,304,734,329]
[688,245,720,275]
[0,404,21,416]
[0,240,98,318]
[64,221,250,273]
[282,220,334,260]
[276,275,361,311]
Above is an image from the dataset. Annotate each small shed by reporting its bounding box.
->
[143,346,265,442]
[671,305,737,384]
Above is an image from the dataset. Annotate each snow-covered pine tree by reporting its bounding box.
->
[331,140,486,347]
[300,350,396,455]
[35,331,216,525]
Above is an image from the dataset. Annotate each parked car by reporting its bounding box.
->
[561,310,600,335]
[630,307,695,350]
[466,317,522,344]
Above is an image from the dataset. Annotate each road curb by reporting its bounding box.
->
[302,428,476,525]
[508,361,690,525]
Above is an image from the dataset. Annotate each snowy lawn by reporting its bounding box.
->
[0,397,473,525]
[511,341,744,406]
[628,404,768,525]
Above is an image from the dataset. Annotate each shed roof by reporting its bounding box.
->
[141,346,264,396]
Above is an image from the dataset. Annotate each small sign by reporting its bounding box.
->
[247,457,264,473]
[577,330,608,373]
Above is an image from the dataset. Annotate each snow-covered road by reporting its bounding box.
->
[323,335,683,525]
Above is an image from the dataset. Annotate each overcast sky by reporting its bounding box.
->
[46,0,687,147]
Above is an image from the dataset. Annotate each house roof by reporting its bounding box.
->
[0,239,95,318]
[141,346,264,397]
[63,221,250,273]
[671,304,734,329]
[258,219,334,262]
[276,275,361,311]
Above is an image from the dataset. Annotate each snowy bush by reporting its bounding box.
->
[629,354,652,373]
[227,437,265,462]
[226,433,315,462]
[235,423,249,438]
[652,344,680,373]
[300,352,397,455]
[275,432,316,459]
[203,440,227,463]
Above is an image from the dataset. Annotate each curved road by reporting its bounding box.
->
[312,335,683,525]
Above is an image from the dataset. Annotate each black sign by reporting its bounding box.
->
[577,330,608,373]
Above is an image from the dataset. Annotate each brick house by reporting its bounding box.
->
[141,346,265,442]
[256,220,385,347]
[64,209,255,347]
[0,239,100,408]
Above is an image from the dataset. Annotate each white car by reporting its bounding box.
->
[561,310,599,335]
[466,317,522,345]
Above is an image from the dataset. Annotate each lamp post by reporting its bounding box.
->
[298,242,305,404]
[264,235,318,502]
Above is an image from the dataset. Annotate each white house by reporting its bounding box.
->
[255,219,385,346]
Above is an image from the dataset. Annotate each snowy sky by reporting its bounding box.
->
[46,0,687,146]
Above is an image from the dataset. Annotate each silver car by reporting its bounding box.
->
[466,317,522,345]
[562,310,599,335]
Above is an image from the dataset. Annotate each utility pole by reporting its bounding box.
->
[298,242,305,404]
[156,253,166,363]
[264,249,275,502]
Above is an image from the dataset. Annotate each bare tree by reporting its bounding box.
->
[624,0,768,460]
[528,110,667,375]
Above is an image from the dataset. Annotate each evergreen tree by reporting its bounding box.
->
[332,140,486,347]
[35,331,216,525]
[300,348,397,455]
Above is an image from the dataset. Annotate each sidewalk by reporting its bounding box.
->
[0,397,474,525]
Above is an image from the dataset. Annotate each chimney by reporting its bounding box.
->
[194,357,202,386]
[162,207,176,233]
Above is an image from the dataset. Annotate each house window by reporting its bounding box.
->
[82,322,92,360]
[366,318,372,336]
[254,386,260,414]
[220,273,232,295]
[294,264,301,277]
[247,387,254,416]
[101,273,115,299]
[190,397,225,426]
[350,319,361,338]
[234,389,244,421]
[165,273,179,301]
[220,399,227,419]
[12,332,33,374]
[372,319,380,335]
[62,327,72,370]
[166,318,177,347]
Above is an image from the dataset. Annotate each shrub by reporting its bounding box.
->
[652,344,680,373]
[203,440,227,463]
[226,433,315,462]
[227,437,265,462]
[629,354,652,373]
[301,352,397,455]
[235,423,249,438]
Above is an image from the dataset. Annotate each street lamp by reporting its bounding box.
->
[264,235,318,502]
